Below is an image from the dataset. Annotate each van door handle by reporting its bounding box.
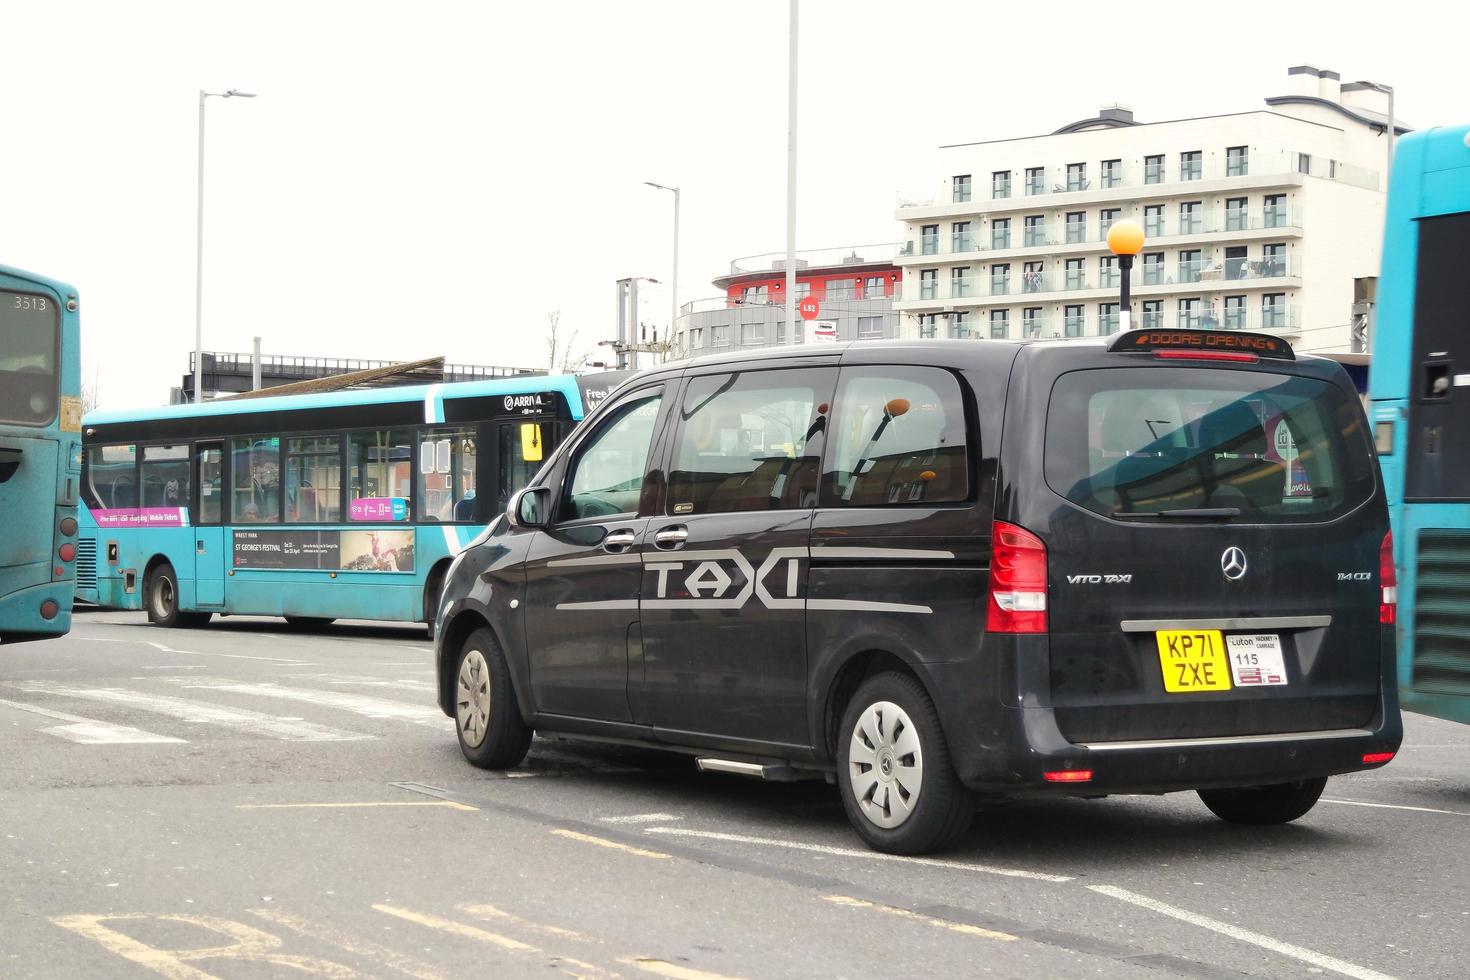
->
[602,529,638,554]
[653,525,688,550]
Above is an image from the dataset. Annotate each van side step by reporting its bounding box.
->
[695,758,818,782]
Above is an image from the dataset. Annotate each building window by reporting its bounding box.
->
[1262,243,1287,278]
[951,221,973,253]
[827,278,855,301]
[794,281,812,301]
[1099,207,1122,236]
[1064,305,1084,337]
[919,269,938,300]
[989,309,1009,339]
[774,320,803,344]
[857,316,885,340]
[1099,302,1119,335]
[1022,307,1044,338]
[1066,162,1087,192]
[1023,214,1046,248]
[1226,145,1249,177]
[1225,245,1249,280]
[1262,292,1287,329]
[1141,300,1163,328]
[992,170,1011,199]
[1065,257,1086,291]
[1143,204,1164,237]
[1099,255,1119,289]
[991,217,1011,250]
[918,314,938,339]
[1297,153,1312,175]
[990,263,1011,296]
[742,284,769,305]
[687,326,704,350]
[1179,249,1203,284]
[712,324,731,347]
[1142,252,1164,285]
[1144,154,1164,184]
[953,174,972,203]
[950,311,974,340]
[920,224,939,255]
[1179,200,1203,235]
[1178,297,1202,329]
[951,267,971,298]
[1225,196,1248,232]
[1025,166,1045,195]
[740,322,765,346]
[1101,158,1122,188]
[1180,151,1202,181]
[1223,295,1246,330]
[1022,261,1045,294]
[864,275,886,299]
[1065,211,1086,244]
[1264,194,1287,228]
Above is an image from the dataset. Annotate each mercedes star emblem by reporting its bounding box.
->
[1221,546,1248,581]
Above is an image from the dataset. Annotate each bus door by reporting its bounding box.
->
[1404,212,1470,501]
[496,419,551,514]
[193,442,226,606]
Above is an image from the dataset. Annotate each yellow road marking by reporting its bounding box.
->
[235,800,477,812]
[622,958,745,980]
[371,904,537,952]
[249,908,447,980]
[823,896,1017,941]
[552,829,671,859]
[459,903,594,942]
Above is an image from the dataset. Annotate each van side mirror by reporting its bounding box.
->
[507,486,551,529]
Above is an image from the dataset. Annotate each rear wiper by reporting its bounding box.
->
[1113,507,1242,519]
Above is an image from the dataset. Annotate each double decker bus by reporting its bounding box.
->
[1369,122,1470,725]
[78,371,628,634]
[0,264,82,644]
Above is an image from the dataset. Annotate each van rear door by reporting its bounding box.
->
[1028,357,1386,745]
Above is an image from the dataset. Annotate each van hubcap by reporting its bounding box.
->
[457,649,491,748]
[848,701,924,829]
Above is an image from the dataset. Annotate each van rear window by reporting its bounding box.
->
[1044,368,1375,523]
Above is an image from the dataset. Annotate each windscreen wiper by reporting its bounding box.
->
[1113,507,1242,519]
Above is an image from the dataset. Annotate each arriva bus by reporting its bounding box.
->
[0,264,82,644]
[1369,122,1470,725]
[77,372,628,634]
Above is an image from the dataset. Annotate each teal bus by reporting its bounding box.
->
[1368,122,1470,725]
[78,371,628,634]
[0,264,83,644]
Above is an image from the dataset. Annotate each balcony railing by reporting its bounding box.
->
[1021,272,1050,294]
[1021,316,1051,338]
[989,276,1012,297]
[1099,313,1121,334]
[1179,260,1204,284]
[1064,271,1089,291]
[729,242,902,276]
[921,234,939,255]
[1065,222,1087,244]
[951,276,974,298]
[1064,316,1085,337]
[1141,263,1165,286]
[1099,269,1120,289]
[951,232,975,252]
[919,280,939,300]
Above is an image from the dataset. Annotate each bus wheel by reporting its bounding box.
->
[1198,777,1328,825]
[145,564,183,628]
[836,672,974,855]
[455,627,532,770]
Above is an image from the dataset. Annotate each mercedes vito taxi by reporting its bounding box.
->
[433,330,1401,854]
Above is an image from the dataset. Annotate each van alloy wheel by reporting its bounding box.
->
[456,648,491,749]
[848,700,924,829]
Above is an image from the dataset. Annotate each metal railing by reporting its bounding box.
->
[191,351,539,380]
[728,242,901,276]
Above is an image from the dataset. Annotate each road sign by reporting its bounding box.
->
[812,320,839,343]
[799,297,820,321]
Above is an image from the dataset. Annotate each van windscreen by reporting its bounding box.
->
[1044,368,1375,522]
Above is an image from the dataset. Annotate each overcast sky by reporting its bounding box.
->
[2,0,1463,409]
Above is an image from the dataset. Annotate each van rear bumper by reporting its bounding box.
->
[925,660,1403,797]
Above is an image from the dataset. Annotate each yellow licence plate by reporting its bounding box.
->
[1156,630,1232,693]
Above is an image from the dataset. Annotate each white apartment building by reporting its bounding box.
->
[894,66,1403,352]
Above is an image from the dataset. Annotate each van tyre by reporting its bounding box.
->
[1197,776,1328,825]
[455,627,532,770]
[837,671,974,855]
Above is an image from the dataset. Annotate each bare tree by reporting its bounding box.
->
[80,363,102,414]
[545,310,591,374]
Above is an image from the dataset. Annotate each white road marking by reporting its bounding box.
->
[167,678,449,726]
[0,696,185,745]
[1323,797,1470,817]
[10,682,367,742]
[644,827,1072,882]
[1088,884,1399,980]
[600,813,683,825]
[83,635,312,666]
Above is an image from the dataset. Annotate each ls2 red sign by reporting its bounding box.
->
[798,297,820,320]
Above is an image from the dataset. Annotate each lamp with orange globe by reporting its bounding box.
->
[1106,219,1145,332]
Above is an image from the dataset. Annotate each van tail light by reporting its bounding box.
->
[986,521,1048,634]
[1379,531,1397,625]
[1044,769,1093,783]
[1361,751,1395,765]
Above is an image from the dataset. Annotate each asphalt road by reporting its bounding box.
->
[2,610,1466,979]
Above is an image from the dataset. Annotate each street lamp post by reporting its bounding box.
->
[194,88,256,403]
[1107,219,1145,333]
[643,182,680,347]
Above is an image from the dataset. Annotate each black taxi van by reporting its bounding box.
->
[433,330,1401,854]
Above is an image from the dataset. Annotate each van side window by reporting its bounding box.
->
[561,393,663,520]
[823,366,969,506]
[667,369,832,515]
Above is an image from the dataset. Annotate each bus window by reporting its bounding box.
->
[417,428,477,523]
[285,436,342,523]
[197,443,223,524]
[85,444,137,509]
[231,437,281,523]
[140,445,191,512]
[349,429,413,521]
[0,289,58,426]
